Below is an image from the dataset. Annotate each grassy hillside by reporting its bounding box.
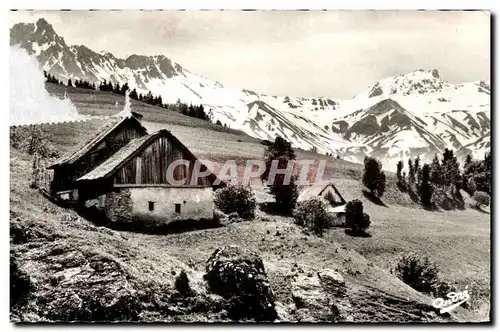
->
[9,84,490,322]
[11,148,448,322]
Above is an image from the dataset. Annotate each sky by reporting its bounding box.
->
[9,10,490,98]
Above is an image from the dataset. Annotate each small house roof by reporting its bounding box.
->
[297,182,346,204]
[298,184,329,201]
[47,115,147,169]
[77,133,153,181]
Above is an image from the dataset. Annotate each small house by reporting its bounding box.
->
[298,182,346,213]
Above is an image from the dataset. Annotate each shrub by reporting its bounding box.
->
[433,279,456,298]
[175,270,194,297]
[362,156,386,197]
[345,199,371,233]
[10,253,33,308]
[361,213,371,231]
[213,185,256,220]
[472,191,490,208]
[292,197,333,236]
[392,252,440,294]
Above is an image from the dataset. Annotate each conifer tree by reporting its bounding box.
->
[362,156,386,197]
[442,148,461,190]
[465,154,473,167]
[396,160,403,182]
[414,155,422,185]
[129,89,138,100]
[114,82,121,94]
[120,82,129,96]
[430,154,443,187]
[408,157,415,185]
[261,136,298,212]
[419,164,433,208]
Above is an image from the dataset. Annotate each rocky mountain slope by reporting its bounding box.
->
[10,18,490,166]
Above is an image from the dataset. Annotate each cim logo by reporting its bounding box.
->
[432,286,470,314]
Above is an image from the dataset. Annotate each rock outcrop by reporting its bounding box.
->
[204,245,278,321]
[290,268,353,322]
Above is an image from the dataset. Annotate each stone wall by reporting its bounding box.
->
[104,189,133,224]
[82,186,213,228]
[129,187,214,227]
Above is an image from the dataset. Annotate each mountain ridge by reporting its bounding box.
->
[10,18,490,167]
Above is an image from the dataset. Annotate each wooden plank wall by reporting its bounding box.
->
[113,135,211,186]
[52,120,145,192]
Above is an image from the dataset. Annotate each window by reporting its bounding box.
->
[175,203,181,214]
[148,201,155,211]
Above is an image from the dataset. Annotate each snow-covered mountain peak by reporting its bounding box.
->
[10,18,490,168]
[34,17,57,36]
[11,18,65,55]
[364,68,448,99]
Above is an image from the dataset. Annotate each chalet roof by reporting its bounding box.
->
[297,182,345,203]
[77,133,153,181]
[47,115,147,169]
[298,183,332,200]
[77,129,223,186]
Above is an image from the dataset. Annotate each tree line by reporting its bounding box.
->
[43,73,212,122]
[43,71,63,85]
[395,149,491,209]
[361,148,491,210]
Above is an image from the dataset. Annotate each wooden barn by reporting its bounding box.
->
[76,129,224,226]
[46,114,224,226]
[46,115,148,201]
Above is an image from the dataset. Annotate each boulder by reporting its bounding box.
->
[291,273,330,321]
[204,246,278,321]
[290,268,352,322]
[318,269,353,322]
[43,281,142,322]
